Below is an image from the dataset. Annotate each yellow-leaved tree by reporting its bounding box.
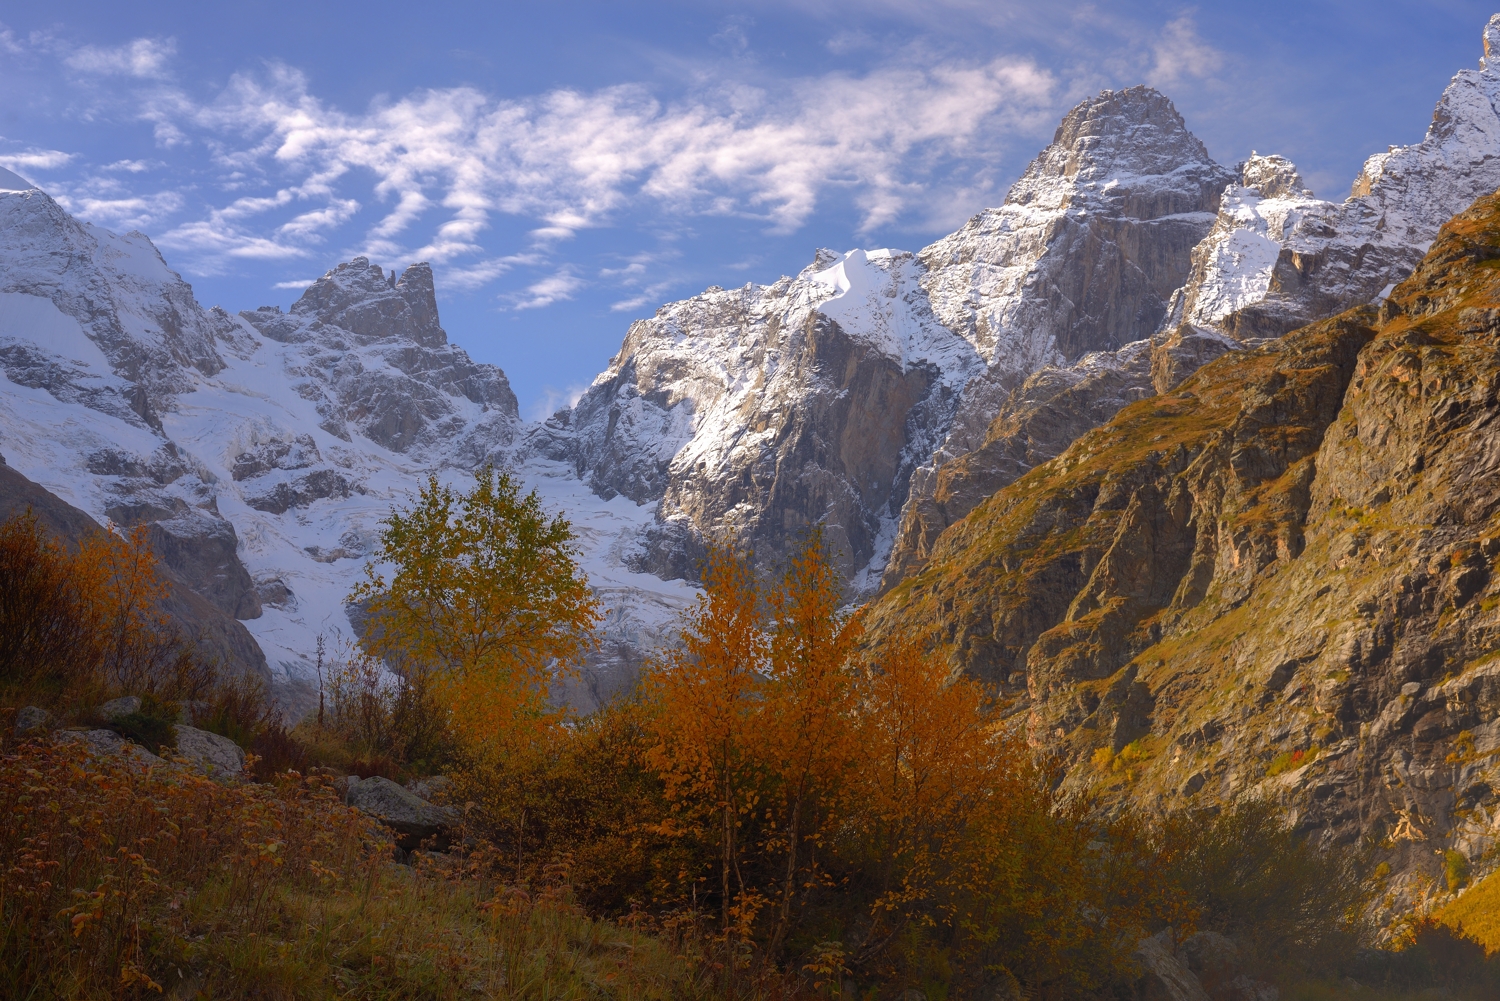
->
[350,466,599,752]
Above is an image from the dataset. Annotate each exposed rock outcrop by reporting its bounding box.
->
[865,188,1500,909]
[1169,17,1500,341]
[345,774,460,850]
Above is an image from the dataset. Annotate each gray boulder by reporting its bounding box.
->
[56,728,163,766]
[98,696,142,719]
[405,775,452,802]
[172,725,245,779]
[1133,931,1210,1001]
[345,774,460,849]
[15,705,50,735]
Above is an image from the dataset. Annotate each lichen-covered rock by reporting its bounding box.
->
[56,728,163,765]
[345,774,460,849]
[172,725,245,779]
[14,706,49,735]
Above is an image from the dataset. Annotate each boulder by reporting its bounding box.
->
[345,774,460,850]
[1133,931,1211,1001]
[405,775,452,802]
[56,728,163,766]
[172,725,245,779]
[14,705,50,735]
[98,696,142,719]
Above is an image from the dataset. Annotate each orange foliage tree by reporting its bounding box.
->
[758,531,864,955]
[0,512,200,709]
[643,545,769,935]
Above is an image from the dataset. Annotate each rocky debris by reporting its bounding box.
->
[345,774,460,850]
[172,725,245,779]
[867,188,1500,910]
[14,706,49,735]
[0,463,270,682]
[98,696,142,719]
[56,728,164,766]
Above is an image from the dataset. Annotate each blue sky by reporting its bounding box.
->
[0,1,1494,417]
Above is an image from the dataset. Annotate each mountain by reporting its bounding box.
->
[866,185,1500,913]
[878,15,1500,590]
[8,13,1500,728]
[0,175,695,710]
[536,86,1233,593]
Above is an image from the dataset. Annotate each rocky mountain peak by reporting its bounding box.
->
[1482,12,1500,69]
[291,258,447,349]
[1238,152,1311,200]
[1006,86,1224,211]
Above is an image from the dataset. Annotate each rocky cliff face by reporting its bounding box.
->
[865,189,1500,915]
[544,87,1231,592]
[526,249,982,590]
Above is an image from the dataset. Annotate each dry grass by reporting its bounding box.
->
[0,738,734,1001]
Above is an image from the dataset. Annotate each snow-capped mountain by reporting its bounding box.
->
[524,247,982,592]
[1170,15,1500,339]
[880,14,1500,586]
[9,14,1500,709]
[538,86,1233,594]
[0,176,696,709]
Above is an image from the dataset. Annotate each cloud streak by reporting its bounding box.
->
[110,52,1060,278]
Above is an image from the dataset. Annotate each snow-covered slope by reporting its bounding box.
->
[1168,14,1500,338]
[0,178,695,710]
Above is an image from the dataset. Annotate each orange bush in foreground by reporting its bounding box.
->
[0,739,381,998]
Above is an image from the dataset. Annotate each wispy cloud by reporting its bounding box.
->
[0,146,75,172]
[510,270,584,310]
[529,382,589,421]
[1147,15,1223,88]
[65,37,176,79]
[273,278,314,289]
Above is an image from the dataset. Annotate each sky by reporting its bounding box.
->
[0,0,1496,418]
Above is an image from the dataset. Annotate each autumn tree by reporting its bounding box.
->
[0,513,205,709]
[350,466,599,747]
[643,545,769,936]
[758,530,864,955]
[848,634,1002,967]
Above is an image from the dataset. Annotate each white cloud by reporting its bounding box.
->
[529,382,589,421]
[0,146,75,171]
[511,270,584,310]
[273,279,314,289]
[1148,15,1223,87]
[150,51,1056,269]
[440,252,543,290]
[65,37,176,79]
